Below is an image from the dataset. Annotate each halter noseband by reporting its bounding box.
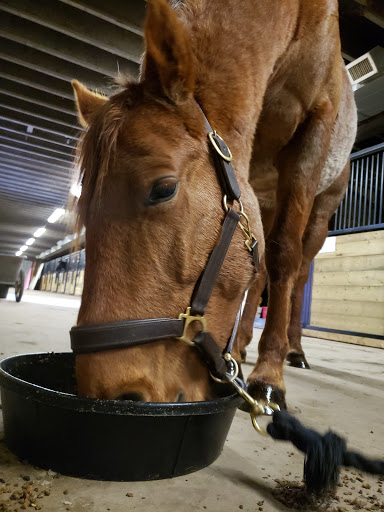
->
[70,104,259,382]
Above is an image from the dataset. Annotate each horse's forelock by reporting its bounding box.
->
[74,95,127,230]
[72,81,200,234]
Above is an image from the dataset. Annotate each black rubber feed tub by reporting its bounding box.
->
[0,352,243,481]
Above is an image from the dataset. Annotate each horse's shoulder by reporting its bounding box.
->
[293,0,339,41]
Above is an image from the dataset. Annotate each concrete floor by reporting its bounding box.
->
[0,290,383,512]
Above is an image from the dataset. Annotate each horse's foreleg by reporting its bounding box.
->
[237,207,275,361]
[287,162,350,368]
[236,262,267,362]
[247,100,336,409]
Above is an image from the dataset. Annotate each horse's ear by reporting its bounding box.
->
[142,0,195,103]
[72,80,108,127]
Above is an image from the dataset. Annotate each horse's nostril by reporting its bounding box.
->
[176,390,186,403]
[116,392,144,402]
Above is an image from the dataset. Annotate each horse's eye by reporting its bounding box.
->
[147,178,179,205]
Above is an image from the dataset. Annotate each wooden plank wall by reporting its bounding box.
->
[303,230,384,349]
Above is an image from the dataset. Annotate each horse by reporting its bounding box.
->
[71,0,357,408]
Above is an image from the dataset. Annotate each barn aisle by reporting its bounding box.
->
[0,291,383,512]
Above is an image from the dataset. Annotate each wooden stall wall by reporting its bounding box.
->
[303,230,384,349]
[39,250,85,297]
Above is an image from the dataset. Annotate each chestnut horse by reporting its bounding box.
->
[71,0,357,407]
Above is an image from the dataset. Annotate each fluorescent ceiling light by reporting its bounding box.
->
[15,250,22,256]
[47,208,65,224]
[34,227,46,237]
[70,183,82,198]
[26,238,35,246]
[20,245,28,252]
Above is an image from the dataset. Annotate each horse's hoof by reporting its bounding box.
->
[239,380,287,413]
[286,352,311,369]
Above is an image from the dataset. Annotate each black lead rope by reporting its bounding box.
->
[266,409,384,494]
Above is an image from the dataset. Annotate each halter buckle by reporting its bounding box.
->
[208,131,233,162]
[178,307,207,346]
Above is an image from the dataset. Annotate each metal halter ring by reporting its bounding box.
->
[223,195,244,214]
[208,131,233,162]
[210,353,239,383]
[223,376,281,437]
[251,401,280,437]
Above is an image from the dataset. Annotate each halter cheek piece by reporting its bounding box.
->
[70,105,269,423]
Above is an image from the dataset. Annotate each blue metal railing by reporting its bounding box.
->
[329,142,384,235]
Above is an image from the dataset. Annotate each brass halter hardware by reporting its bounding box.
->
[210,353,239,383]
[208,131,233,162]
[223,195,257,254]
[229,376,280,437]
[223,194,244,214]
[250,401,280,436]
[238,211,258,253]
[209,352,280,436]
[177,307,207,346]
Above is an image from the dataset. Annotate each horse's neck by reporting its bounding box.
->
[178,0,298,170]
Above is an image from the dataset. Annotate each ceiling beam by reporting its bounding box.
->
[1,10,140,77]
[0,237,66,253]
[0,155,73,178]
[0,119,78,149]
[0,223,65,235]
[0,194,66,216]
[0,0,143,62]
[0,93,79,130]
[0,233,68,247]
[0,174,70,200]
[339,0,384,59]
[0,163,71,186]
[0,179,67,200]
[0,38,116,92]
[0,147,72,171]
[60,0,146,36]
[0,165,71,190]
[356,111,384,142]
[0,145,73,171]
[0,78,77,117]
[0,236,67,253]
[0,59,75,100]
[0,197,67,223]
[341,51,355,63]
[0,185,66,205]
[0,108,79,140]
[0,130,75,157]
[0,141,74,165]
[353,0,384,29]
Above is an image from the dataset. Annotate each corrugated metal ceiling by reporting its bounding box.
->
[0,0,383,259]
[0,0,144,258]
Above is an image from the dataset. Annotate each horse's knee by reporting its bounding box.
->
[266,235,302,282]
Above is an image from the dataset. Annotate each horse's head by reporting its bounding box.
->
[72,0,263,402]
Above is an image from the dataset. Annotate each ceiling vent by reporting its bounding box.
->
[346,46,384,85]
[347,53,377,84]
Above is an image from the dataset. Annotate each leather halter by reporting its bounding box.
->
[70,105,259,380]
